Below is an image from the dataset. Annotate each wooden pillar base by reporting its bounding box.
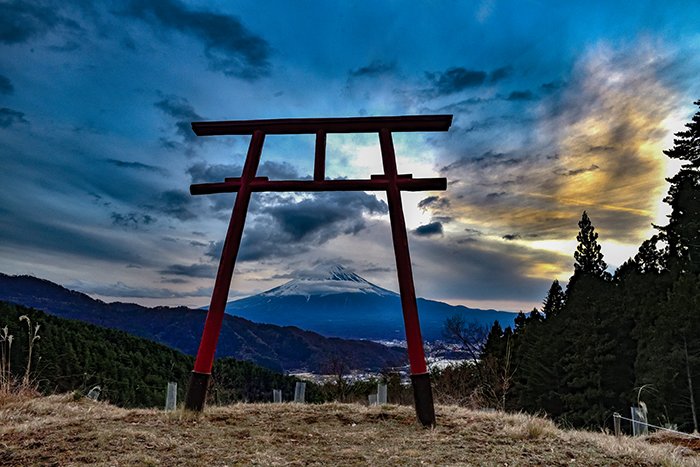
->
[411,372,436,427]
[184,371,211,412]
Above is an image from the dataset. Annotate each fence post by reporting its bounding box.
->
[294,382,306,403]
[273,389,282,403]
[377,383,388,405]
[165,382,177,411]
[613,412,621,437]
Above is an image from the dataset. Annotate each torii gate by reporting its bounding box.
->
[184,115,453,427]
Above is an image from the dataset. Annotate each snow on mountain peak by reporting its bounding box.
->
[260,264,396,298]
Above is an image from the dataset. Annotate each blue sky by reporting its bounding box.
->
[1,0,699,311]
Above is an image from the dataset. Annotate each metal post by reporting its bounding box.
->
[184,130,266,412]
[378,128,436,427]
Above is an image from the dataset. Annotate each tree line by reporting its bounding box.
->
[438,100,700,432]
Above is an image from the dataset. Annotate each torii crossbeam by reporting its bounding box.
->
[184,114,453,427]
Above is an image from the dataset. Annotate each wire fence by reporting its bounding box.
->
[613,412,700,440]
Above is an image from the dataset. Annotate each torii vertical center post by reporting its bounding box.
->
[184,115,453,427]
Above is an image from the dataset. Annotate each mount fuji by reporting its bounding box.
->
[224,265,516,341]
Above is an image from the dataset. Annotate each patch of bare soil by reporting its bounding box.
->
[1,394,698,466]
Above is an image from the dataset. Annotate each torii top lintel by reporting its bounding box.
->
[191,114,453,136]
[189,114,453,196]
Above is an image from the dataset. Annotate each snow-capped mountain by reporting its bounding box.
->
[225,264,516,341]
[259,264,395,298]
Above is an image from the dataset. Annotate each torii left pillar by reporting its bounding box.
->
[183,115,452,427]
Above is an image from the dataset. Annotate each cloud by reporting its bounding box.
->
[0,75,13,94]
[154,94,203,144]
[417,196,450,210]
[414,222,443,236]
[410,234,570,303]
[144,189,199,221]
[159,263,216,278]
[349,60,397,78]
[106,159,167,174]
[505,90,536,101]
[489,66,513,83]
[187,160,302,184]
[111,212,156,229]
[502,233,521,241]
[0,1,80,44]
[205,191,388,262]
[430,43,681,247]
[266,192,387,241]
[426,67,487,95]
[78,281,212,299]
[554,164,599,177]
[0,108,28,127]
[122,0,271,79]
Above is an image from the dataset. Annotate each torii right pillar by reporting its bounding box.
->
[378,128,435,427]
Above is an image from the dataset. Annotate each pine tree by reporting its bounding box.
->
[661,100,700,271]
[541,280,565,319]
[573,211,608,278]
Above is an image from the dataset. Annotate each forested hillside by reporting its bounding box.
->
[440,100,700,432]
[0,302,311,407]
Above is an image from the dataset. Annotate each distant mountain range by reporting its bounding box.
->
[225,264,516,341]
[0,273,406,373]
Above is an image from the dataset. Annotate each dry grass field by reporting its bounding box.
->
[1,393,698,466]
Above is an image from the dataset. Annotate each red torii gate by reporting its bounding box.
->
[184,115,452,426]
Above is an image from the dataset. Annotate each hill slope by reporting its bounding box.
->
[225,264,516,341]
[0,273,406,372]
[0,302,311,407]
[0,395,696,466]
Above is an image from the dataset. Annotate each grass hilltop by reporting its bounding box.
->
[1,394,698,466]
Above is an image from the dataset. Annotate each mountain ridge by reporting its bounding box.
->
[0,272,406,373]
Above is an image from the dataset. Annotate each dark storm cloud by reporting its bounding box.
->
[187,160,302,182]
[159,263,216,278]
[489,66,513,83]
[0,75,14,95]
[204,192,388,261]
[505,90,536,101]
[144,189,198,221]
[348,60,397,78]
[541,80,565,92]
[0,1,80,44]
[154,95,203,144]
[0,108,28,127]
[122,0,271,79]
[111,212,156,229]
[502,234,521,241]
[417,196,450,210]
[267,192,387,241]
[554,164,599,177]
[413,222,443,236]
[188,161,242,183]
[440,151,522,173]
[106,158,167,174]
[426,67,487,95]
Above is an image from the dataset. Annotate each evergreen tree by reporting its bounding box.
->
[661,100,700,272]
[573,211,608,279]
[541,280,565,319]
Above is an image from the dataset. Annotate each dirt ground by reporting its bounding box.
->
[1,394,698,466]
